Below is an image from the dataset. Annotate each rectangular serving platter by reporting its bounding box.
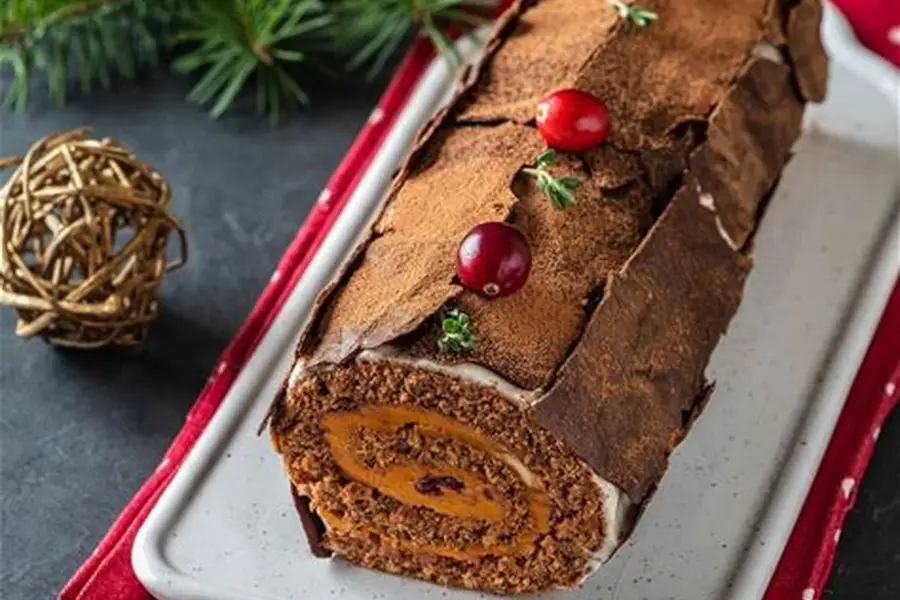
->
[133,6,900,600]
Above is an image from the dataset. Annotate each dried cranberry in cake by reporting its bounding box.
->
[456,222,532,298]
[536,89,611,152]
[414,475,465,496]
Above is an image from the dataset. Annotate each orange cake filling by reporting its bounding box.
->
[321,405,551,559]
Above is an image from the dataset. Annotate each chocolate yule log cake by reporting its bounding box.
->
[266,0,828,594]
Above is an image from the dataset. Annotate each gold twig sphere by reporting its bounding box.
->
[0,128,187,348]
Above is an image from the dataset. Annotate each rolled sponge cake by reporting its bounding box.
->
[267,0,828,594]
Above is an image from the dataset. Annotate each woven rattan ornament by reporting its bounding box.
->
[0,128,187,348]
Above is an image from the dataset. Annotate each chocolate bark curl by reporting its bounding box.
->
[293,0,814,391]
[787,0,829,102]
[532,181,751,501]
[291,487,332,558]
[689,58,805,250]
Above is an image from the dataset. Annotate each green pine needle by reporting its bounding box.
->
[522,150,582,210]
[0,46,28,111]
[437,306,478,354]
[0,0,177,111]
[174,0,333,123]
[607,1,658,27]
[333,0,497,80]
[1,0,499,120]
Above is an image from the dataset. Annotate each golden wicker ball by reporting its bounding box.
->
[0,128,187,348]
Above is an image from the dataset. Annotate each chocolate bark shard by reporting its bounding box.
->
[259,377,289,436]
[787,0,829,102]
[300,0,778,386]
[404,168,651,389]
[292,3,530,361]
[457,0,620,124]
[761,0,788,45]
[303,123,543,367]
[572,0,772,149]
[689,58,805,250]
[531,182,751,501]
[291,487,332,558]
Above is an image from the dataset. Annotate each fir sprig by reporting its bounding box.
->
[0,0,178,111]
[0,0,494,119]
[333,0,497,79]
[522,150,582,210]
[438,306,477,354]
[173,0,334,123]
[607,1,658,27]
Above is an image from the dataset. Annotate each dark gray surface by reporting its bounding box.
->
[826,408,900,600]
[0,71,385,599]
[0,74,897,600]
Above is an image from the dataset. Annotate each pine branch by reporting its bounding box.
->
[1,1,118,44]
[0,0,500,121]
[0,0,178,110]
[172,0,334,123]
[333,0,497,80]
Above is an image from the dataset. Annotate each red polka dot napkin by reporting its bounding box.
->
[59,3,899,599]
[832,0,900,68]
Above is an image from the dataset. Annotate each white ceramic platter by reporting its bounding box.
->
[133,6,900,600]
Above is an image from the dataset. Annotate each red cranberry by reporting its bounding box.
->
[456,222,532,298]
[536,89,611,152]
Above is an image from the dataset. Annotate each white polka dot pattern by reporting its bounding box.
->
[888,26,900,47]
[840,477,855,500]
[317,188,333,208]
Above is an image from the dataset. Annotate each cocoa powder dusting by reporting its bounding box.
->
[303,124,544,367]
[299,0,786,389]
[418,174,648,387]
[571,0,774,149]
[458,0,621,124]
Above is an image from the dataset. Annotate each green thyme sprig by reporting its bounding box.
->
[522,150,582,210]
[438,306,477,354]
[607,1,658,27]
